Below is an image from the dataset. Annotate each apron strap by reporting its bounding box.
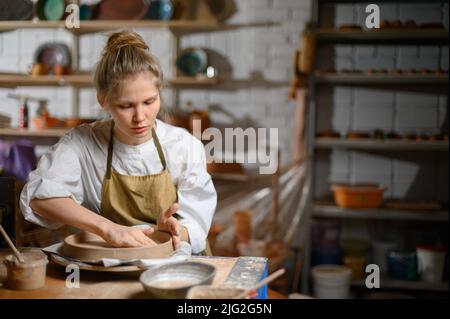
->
[152,127,167,170]
[105,121,114,179]
[105,121,167,180]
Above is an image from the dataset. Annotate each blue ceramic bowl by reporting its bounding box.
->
[146,0,173,21]
[176,49,208,77]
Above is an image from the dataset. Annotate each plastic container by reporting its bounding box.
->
[371,240,398,273]
[388,250,418,281]
[416,244,447,283]
[312,265,352,299]
[4,251,48,290]
[331,184,385,208]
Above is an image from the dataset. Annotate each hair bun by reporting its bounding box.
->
[105,31,149,52]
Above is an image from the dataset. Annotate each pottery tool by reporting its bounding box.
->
[0,224,25,263]
[233,268,286,299]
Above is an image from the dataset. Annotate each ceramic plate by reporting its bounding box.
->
[94,0,148,20]
[0,0,33,20]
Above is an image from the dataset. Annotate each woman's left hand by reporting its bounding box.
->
[157,203,181,249]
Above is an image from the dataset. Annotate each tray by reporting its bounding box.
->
[61,231,173,263]
[50,253,143,274]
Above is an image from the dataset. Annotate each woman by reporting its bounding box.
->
[20,31,217,254]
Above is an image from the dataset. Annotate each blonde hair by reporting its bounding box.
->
[93,31,163,102]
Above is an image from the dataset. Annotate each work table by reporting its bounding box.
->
[0,249,268,299]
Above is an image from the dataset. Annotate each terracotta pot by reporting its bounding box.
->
[31,63,49,76]
[233,210,252,244]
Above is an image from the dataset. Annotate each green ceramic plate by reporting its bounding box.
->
[44,0,65,21]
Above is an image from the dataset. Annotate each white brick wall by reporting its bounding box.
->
[0,1,311,166]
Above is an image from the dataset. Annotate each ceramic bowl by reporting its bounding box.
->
[34,42,71,68]
[140,261,216,299]
[176,48,208,76]
[146,0,173,20]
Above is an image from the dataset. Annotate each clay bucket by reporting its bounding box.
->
[4,251,48,290]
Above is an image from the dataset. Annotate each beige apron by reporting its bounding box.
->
[100,122,212,255]
[101,122,177,226]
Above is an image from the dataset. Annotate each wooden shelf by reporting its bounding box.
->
[0,127,68,143]
[314,73,449,85]
[0,74,92,87]
[315,138,449,151]
[0,74,222,88]
[314,28,449,44]
[169,76,222,87]
[313,204,449,222]
[352,278,449,292]
[0,20,273,35]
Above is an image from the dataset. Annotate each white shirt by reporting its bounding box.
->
[20,119,217,253]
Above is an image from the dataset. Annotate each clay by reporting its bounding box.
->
[152,279,197,289]
[62,230,173,262]
[4,251,48,290]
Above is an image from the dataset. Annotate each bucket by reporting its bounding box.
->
[4,251,48,290]
[311,265,352,299]
[371,240,398,273]
[416,244,447,283]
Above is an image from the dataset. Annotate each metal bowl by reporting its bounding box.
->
[140,261,216,299]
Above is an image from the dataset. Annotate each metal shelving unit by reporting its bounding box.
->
[301,0,450,295]
[314,28,449,44]
[315,138,449,151]
[314,73,449,85]
[352,277,449,292]
[314,204,449,222]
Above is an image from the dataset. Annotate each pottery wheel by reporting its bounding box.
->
[61,231,173,263]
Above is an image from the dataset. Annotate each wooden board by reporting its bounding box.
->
[0,250,246,299]
[62,231,173,263]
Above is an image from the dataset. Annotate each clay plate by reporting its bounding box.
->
[62,231,173,263]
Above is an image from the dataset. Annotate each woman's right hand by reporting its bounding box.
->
[100,223,156,248]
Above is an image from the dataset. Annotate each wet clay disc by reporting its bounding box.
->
[62,231,173,262]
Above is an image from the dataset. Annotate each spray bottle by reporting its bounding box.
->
[18,96,29,129]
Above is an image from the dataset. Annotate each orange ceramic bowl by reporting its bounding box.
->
[331,184,385,209]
